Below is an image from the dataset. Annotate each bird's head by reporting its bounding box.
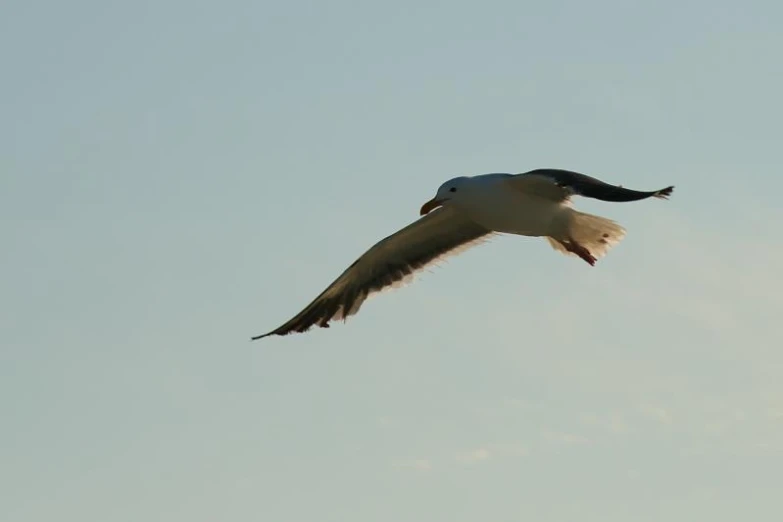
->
[420,177,471,216]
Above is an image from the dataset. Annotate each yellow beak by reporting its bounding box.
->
[420,197,444,216]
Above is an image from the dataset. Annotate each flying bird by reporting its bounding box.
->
[253,169,674,340]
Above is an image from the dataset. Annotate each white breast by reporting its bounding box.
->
[456,180,568,237]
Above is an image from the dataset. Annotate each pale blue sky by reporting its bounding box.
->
[2,0,782,521]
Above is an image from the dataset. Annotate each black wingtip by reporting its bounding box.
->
[655,186,675,199]
[250,333,272,341]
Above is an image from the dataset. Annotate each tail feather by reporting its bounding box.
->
[547,211,627,262]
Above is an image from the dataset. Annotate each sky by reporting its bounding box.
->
[2,0,782,520]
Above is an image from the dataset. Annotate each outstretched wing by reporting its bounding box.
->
[252,206,493,340]
[505,168,674,203]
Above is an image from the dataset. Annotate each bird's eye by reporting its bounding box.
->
[449,187,457,193]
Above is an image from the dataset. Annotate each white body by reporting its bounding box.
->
[448,174,571,237]
[436,173,628,262]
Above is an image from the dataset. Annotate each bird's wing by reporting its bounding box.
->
[252,206,493,340]
[504,169,674,203]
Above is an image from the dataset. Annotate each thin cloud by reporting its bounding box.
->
[456,447,491,464]
[392,458,432,471]
[542,431,590,445]
[641,405,673,425]
[580,412,631,435]
[456,443,529,464]
[490,442,530,457]
[768,408,783,421]
[608,414,631,434]
[471,397,545,418]
[579,412,600,425]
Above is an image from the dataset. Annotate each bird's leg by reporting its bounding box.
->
[560,239,597,266]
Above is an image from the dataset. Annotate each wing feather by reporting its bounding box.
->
[506,169,674,203]
[252,207,492,340]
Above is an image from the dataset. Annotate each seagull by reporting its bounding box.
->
[252,168,673,340]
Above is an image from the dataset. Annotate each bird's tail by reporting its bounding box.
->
[547,210,627,261]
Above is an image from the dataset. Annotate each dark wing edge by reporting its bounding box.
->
[251,208,492,341]
[518,169,674,202]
